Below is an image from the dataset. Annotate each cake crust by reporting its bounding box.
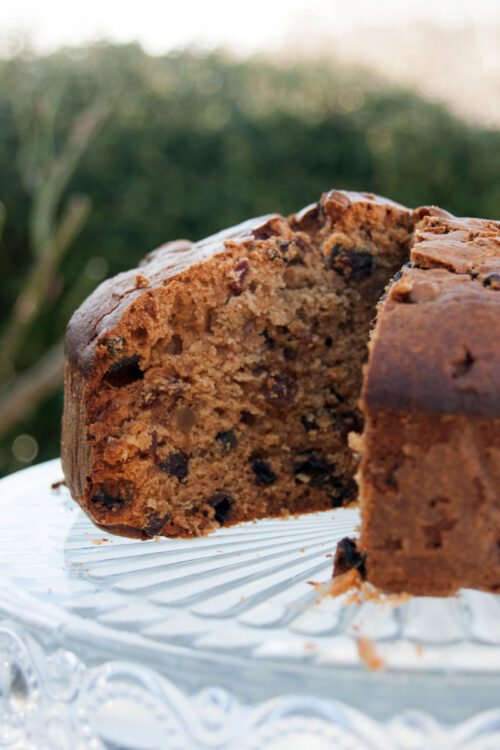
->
[364,214,500,417]
[65,218,279,376]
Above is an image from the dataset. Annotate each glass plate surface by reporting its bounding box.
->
[1,459,500,728]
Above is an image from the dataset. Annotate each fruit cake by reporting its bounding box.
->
[62,189,500,595]
[348,211,500,595]
[62,190,418,538]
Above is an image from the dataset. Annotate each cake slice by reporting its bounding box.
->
[62,190,417,538]
[348,211,500,595]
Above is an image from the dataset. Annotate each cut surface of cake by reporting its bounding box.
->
[62,190,416,538]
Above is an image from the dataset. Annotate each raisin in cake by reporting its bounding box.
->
[62,190,418,538]
[351,211,500,595]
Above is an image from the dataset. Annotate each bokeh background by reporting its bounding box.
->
[1,0,499,476]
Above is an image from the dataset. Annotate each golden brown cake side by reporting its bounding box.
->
[62,190,417,538]
[358,213,500,595]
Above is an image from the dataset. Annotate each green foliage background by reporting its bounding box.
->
[1,42,499,476]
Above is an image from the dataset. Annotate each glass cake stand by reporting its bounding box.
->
[1,459,499,749]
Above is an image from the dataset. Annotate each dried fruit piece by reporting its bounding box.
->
[267,238,306,264]
[261,328,275,349]
[91,487,125,507]
[329,244,373,280]
[228,260,249,294]
[207,492,235,524]
[216,430,238,451]
[333,537,366,577]
[159,452,189,480]
[251,459,277,485]
[262,373,298,408]
[293,452,336,487]
[328,480,357,507]
[301,413,318,432]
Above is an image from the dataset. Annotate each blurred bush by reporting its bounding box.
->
[1,42,499,476]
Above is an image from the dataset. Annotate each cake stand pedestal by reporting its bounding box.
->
[1,460,499,749]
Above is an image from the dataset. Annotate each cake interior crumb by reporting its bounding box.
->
[84,202,415,538]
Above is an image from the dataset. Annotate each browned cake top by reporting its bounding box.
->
[363,213,500,417]
[65,189,413,377]
[66,214,281,375]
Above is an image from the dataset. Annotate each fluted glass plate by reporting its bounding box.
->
[1,459,500,725]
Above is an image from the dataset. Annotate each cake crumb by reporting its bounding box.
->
[326,568,362,597]
[348,432,364,455]
[91,538,109,545]
[344,590,362,606]
[134,273,149,289]
[307,581,323,590]
[357,637,385,671]
[309,566,412,614]
[361,586,412,608]
[51,479,67,490]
